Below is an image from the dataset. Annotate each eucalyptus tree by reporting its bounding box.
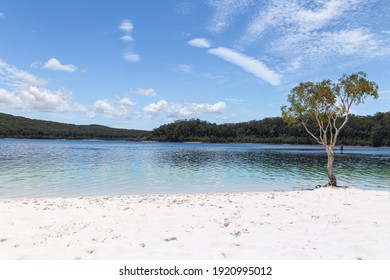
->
[281,72,378,187]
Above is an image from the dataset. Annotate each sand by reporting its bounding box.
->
[0,187,390,260]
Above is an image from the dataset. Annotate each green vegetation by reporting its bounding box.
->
[147,112,390,147]
[1,111,389,147]
[281,71,378,187]
[0,113,148,140]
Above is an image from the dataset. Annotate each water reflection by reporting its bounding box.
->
[153,143,389,191]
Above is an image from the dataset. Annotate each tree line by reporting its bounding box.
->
[1,111,389,146]
[0,113,148,141]
[147,111,390,147]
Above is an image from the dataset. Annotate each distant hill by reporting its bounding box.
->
[0,113,149,141]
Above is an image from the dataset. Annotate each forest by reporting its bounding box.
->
[147,111,390,147]
[1,111,389,146]
[0,113,148,141]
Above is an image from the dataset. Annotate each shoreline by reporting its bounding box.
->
[1,187,390,260]
[3,138,390,148]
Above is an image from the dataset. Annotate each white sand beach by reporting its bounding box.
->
[0,187,390,260]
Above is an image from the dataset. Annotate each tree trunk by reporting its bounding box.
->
[326,147,337,186]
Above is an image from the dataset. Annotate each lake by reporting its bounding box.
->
[0,139,389,198]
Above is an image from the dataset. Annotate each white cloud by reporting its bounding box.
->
[43,58,78,72]
[144,100,169,116]
[188,38,211,48]
[119,20,134,42]
[119,19,134,32]
[119,19,140,63]
[0,59,47,86]
[0,88,13,104]
[16,86,85,112]
[120,35,133,42]
[0,11,4,18]
[0,85,86,112]
[0,60,86,112]
[208,47,281,86]
[128,88,157,97]
[117,96,136,107]
[123,52,140,62]
[90,100,116,119]
[144,100,226,117]
[89,96,136,119]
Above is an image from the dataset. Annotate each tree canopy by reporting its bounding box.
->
[281,72,379,186]
[146,112,389,147]
[281,72,378,148]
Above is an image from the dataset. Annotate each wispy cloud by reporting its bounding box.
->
[188,38,211,48]
[238,0,362,46]
[119,19,140,62]
[128,88,156,97]
[281,58,302,73]
[123,52,140,63]
[322,28,383,56]
[208,47,281,86]
[0,11,4,18]
[43,58,78,72]
[187,36,281,85]
[144,99,226,118]
[0,60,86,112]
[0,60,46,86]
[272,27,390,63]
[205,0,390,68]
[295,0,356,32]
[207,0,254,33]
[177,64,194,74]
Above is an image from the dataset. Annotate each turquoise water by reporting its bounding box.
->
[0,139,389,198]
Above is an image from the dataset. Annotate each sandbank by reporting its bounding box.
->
[0,187,389,259]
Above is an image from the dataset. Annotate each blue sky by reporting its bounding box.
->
[0,0,389,130]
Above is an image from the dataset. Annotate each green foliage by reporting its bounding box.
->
[281,80,336,126]
[146,113,390,146]
[0,113,148,140]
[2,111,389,147]
[281,72,378,147]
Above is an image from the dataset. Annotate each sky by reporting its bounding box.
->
[0,0,390,130]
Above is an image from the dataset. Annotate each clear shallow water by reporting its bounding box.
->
[0,139,389,198]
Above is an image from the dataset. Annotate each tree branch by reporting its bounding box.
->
[301,119,324,145]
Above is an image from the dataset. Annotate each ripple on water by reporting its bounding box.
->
[0,140,389,197]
